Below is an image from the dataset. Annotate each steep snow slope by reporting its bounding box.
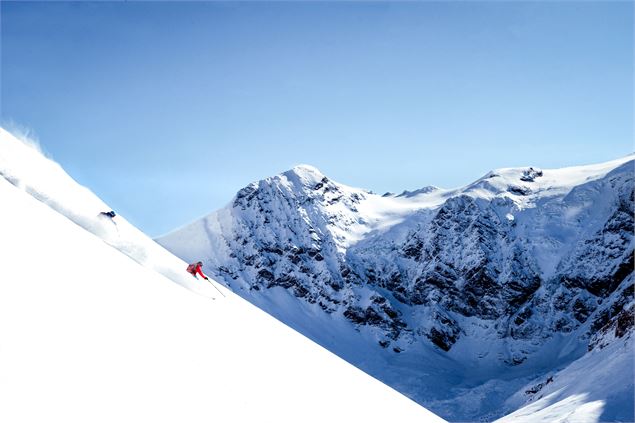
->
[0,129,444,423]
[159,155,634,422]
[494,332,634,423]
[0,128,203,293]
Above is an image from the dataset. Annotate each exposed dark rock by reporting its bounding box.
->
[513,307,532,326]
[525,383,544,395]
[425,314,461,351]
[313,177,329,191]
[344,306,381,326]
[507,185,531,196]
[572,297,596,323]
[402,237,424,260]
[262,245,284,255]
[427,327,454,351]
[588,281,634,351]
[508,354,527,365]
[615,306,634,339]
[271,274,296,289]
[233,184,258,208]
[257,269,274,282]
[293,284,309,298]
[326,278,343,291]
[520,167,543,182]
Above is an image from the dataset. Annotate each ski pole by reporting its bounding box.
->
[206,278,226,298]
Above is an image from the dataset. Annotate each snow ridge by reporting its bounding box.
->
[0,128,208,294]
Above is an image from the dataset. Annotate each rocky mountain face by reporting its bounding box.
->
[352,162,634,359]
[158,158,634,421]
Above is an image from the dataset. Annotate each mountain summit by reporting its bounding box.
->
[283,164,327,185]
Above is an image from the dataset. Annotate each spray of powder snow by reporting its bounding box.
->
[2,121,44,154]
[0,127,213,296]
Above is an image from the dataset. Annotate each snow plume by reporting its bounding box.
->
[2,120,44,155]
[0,127,206,293]
[0,126,114,236]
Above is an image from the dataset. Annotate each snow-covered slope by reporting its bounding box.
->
[494,333,633,423]
[0,128,205,293]
[159,155,634,422]
[0,128,444,422]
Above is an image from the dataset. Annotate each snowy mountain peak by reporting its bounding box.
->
[459,155,634,204]
[397,186,440,198]
[232,164,356,212]
[281,164,327,188]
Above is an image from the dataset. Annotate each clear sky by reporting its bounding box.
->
[1,1,633,237]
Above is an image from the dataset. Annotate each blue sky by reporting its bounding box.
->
[1,1,633,236]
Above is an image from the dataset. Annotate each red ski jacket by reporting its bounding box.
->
[194,263,207,279]
[187,263,208,279]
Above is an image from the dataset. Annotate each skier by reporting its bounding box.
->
[100,210,116,219]
[187,261,209,281]
[187,261,226,299]
[98,210,119,235]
